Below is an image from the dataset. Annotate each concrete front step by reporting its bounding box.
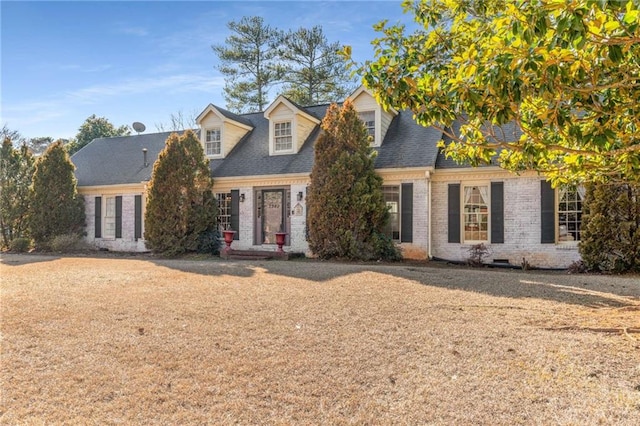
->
[219,249,292,260]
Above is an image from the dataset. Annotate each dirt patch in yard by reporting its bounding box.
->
[1,254,639,425]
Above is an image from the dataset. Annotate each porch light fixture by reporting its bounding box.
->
[240,193,245,202]
[297,191,304,201]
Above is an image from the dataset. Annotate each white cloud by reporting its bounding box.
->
[113,24,150,37]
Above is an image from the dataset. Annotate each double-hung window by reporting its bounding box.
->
[463,185,489,242]
[205,128,221,156]
[216,192,232,232]
[448,182,503,244]
[358,111,375,143]
[104,196,116,238]
[557,185,585,242]
[383,186,400,240]
[274,121,292,152]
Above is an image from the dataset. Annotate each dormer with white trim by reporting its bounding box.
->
[348,86,398,147]
[263,96,321,156]
[196,104,254,159]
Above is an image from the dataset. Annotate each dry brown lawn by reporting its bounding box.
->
[1,254,639,425]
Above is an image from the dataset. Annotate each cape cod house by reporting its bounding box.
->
[71,86,582,268]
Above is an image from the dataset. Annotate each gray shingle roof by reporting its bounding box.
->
[374,110,443,169]
[72,105,446,186]
[72,131,187,186]
[435,121,522,169]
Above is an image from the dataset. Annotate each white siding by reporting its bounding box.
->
[296,115,317,152]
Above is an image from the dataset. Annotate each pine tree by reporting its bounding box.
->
[580,182,640,273]
[29,141,85,246]
[278,26,356,105]
[307,100,399,260]
[0,138,34,247]
[144,130,217,256]
[212,16,281,113]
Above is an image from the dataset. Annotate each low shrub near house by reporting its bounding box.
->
[467,243,490,267]
[9,237,31,253]
[197,229,221,255]
[47,234,91,253]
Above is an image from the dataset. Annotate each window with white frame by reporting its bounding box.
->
[358,111,375,142]
[216,192,232,232]
[104,196,116,238]
[383,186,400,240]
[557,185,584,242]
[463,185,489,242]
[205,128,221,156]
[274,121,292,152]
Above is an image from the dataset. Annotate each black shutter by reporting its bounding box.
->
[541,181,555,243]
[115,196,122,238]
[401,183,413,243]
[94,197,102,238]
[490,182,504,243]
[448,184,460,243]
[230,190,240,240]
[134,195,142,241]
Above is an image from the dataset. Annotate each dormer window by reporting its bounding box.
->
[205,128,221,156]
[196,104,254,159]
[349,86,398,148]
[359,111,375,141]
[274,121,293,152]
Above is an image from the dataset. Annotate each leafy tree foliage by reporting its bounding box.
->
[307,100,399,260]
[212,16,281,113]
[26,136,54,156]
[358,0,640,185]
[0,138,34,248]
[580,182,640,273]
[29,141,85,247]
[67,114,130,155]
[144,130,217,256]
[279,26,356,105]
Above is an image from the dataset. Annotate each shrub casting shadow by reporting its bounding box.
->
[151,256,640,309]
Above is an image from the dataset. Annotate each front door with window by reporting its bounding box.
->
[255,189,289,245]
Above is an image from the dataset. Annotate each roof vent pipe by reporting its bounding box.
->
[142,148,148,167]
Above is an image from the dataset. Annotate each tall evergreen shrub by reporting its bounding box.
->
[307,100,399,260]
[0,138,34,247]
[29,141,85,246]
[144,130,217,256]
[580,182,640,273]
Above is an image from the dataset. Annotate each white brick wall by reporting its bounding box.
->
[83,194,147,252]
[431,177,581,269]
[397,179,429,260]
[230,185,311,253]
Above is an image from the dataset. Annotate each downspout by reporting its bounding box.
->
[426,170,432,260]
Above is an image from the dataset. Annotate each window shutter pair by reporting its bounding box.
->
[94,196,123,239]
[447,182,504,243]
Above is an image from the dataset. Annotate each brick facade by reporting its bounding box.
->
[431,176,581,269]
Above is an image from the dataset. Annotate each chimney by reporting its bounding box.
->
[142,148,148,167]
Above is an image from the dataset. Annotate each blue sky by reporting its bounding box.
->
[1,0,415,140]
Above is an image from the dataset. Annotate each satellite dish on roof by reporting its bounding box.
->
[132,122,146,134]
